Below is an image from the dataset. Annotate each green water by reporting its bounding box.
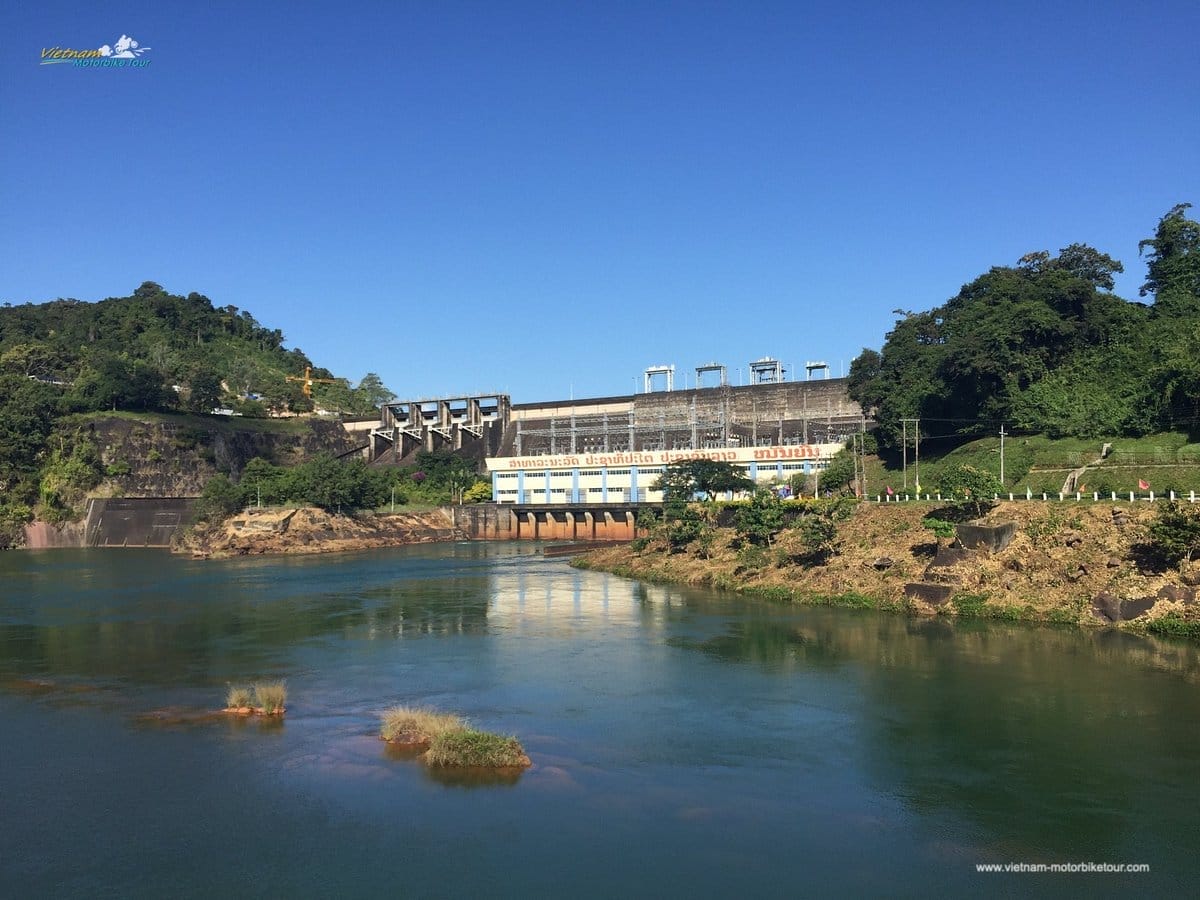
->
[1,544,1197,897]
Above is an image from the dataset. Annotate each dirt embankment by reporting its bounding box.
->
[179,507,466,559]
[578,501,1200,631]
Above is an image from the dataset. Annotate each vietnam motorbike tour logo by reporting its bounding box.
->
[40,34,151,68]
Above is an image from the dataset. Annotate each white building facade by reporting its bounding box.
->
[486,443,844,504]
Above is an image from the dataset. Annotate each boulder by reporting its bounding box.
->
[1157,585,1198,604]
[1091,591,1157,623]
[904,583,954,607]
[924,547,976,585]
[955,521,1017,553]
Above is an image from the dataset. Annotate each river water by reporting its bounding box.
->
[1,543,1197,898]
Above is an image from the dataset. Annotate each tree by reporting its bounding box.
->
[187,371,223,413]
[1148,502,1200,568]
[652,459,753,502]
[735,488,786,547]
[936,464,1003,517]
[463,480,493,503]
[1139,203,1200,302]
[1049,243,1124,291]
[352,373,396,414]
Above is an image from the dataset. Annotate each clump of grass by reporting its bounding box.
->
[253,681,287,715]
[425,729,531,768]
[380,706,465,743]
[225,684,253,709]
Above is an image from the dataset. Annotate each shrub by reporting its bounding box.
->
[734,489,786,547]
[379,706,465,743]
[794,514,838,565]
[1147,613,1200,641]
[936,464,1002,517]
[226,685,253,708]
[922,517,956,540]
[425,729,530,768]
[950,592,989,618]
[252,681,287,714]
[1147,502,1200,568]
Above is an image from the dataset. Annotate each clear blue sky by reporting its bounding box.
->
[2,1,1197,402]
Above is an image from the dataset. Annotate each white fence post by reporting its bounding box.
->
[1093,492,1098,501]
[1111,491,1117,501]
[1150,491,1155,502]
[1129,491,1134,502]
[1008,492,1014,501]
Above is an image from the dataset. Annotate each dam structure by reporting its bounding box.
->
[369,358,869,508]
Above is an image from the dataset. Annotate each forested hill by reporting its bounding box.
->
[850,204,1200,451]
[0,281,391,417]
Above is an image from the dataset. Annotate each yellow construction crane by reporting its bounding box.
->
[286,366,339,398]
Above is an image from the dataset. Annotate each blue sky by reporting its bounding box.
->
[2,1,1197,402]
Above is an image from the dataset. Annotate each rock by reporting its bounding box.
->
[955,521,1017,553]
[1091,591,1121,623]
[1004,557,1025,572]
[1106,557,1122,569]
[924,547,976,585]
[1119,596,1156,621]
[904,583,954,607]
[871,556,894,571]
[1111,508,1130,526]
[1157,585,1198,604]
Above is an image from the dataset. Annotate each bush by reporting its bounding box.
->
[225,685,253,708]
[1147,613,1200,641]
[425,729,530,768]
[1147,502,1200,567]
[734,488,786,547]
[950,592,989,618]
[936,464,1003,517]
[252,681,287,714]
[922,517,956,540]
[193,473,244,523]
[380,706,465,743]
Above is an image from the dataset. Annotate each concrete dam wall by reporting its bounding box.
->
[24,498,196,549]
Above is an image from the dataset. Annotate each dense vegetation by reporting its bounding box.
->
[0,281,394,417]
[849,205,1200,453]
[0,282,399,544]
[192,449,490,523]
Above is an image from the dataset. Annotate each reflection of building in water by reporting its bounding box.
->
[486,565,681,635]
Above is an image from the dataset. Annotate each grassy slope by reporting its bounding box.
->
[862,432,1200,497]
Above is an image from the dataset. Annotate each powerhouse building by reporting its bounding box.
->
[370,362,867,504]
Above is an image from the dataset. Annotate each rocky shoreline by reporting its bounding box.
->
[178,507,467,559]
[574,501,1200,638]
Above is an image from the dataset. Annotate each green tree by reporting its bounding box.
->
[652,459,753,501]
[463,480,493,503]
[187,371,223,413]
[735,488,786,547]
[352,372,396,414]
[1139,203,1200,305]
[1147,502,1200,568]
[936,464,1003,517]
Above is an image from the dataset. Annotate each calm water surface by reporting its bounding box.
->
[1,543,1198,898]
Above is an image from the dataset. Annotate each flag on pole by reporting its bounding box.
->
[886,485,894,496]
[1138,479,1150,490]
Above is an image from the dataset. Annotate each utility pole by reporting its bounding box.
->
[860,417,867,499]
[913,419,921,494]
[999,424,1007,485]
[901,418,920,491]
